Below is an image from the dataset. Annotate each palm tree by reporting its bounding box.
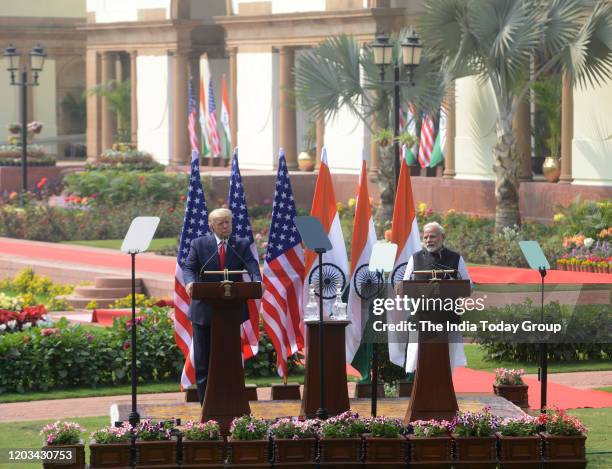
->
[294,33,447,232]
[87,79,131,143]
[420,0,612,232]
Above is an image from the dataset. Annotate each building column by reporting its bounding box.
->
[279,46,297,169]
[171,51,189,166]
[559,74,573,184]
[100,51,116,150]
[189,54,201,152]
[315,117,324,170]
[86,50,101,160]
[229,47,238,151]
[514,94,532,181]
[442,83,456,179]
[130,50,138,145]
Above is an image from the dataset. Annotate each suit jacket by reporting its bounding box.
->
[183,234,261,326]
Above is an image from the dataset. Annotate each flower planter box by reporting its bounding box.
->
[452,435,497,468]
[319,437,362,468]
[496,432,542,469]
[41,444,85,469]
[136,440,176,468]
[181,439,225,468]
[226,439,270,467]
[364,436,407,468]
[273,437,316,468]
[494,384,529,408]
[89,442,131,468]
[407,435,452,468]
[541,432,586,468]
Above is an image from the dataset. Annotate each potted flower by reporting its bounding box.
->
[27,121,44,134]
[318,410,365,468]
[40,421,86,469]
[538,408,587,468]
[89,422,132,468]
[181,420,224,468]
[8,123,21,134]
[451,407,500,468]
[227,414,270,467]
[269,418,317,467]
[362,416,407,466]
[407,419,452,468]
[493,368,529,408]
[134,420,176,467]
[496,416,541,468]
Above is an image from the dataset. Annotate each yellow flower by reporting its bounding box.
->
[553,213,565,223]
[336,202,345,213]
[446,208,456,216]
[418,202,428,213]
[348,198,356,209]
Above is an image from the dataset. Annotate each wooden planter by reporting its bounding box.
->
[182,439,225,468]
[135,440,176,468]
[452,435,497,468]
[407,435,452,468]
[494,384,529,408]
[42,444,85,469]
[496,432,542,469]
[89,442,131,468]
[273,437,316,468]
[541,432,587,468]
[226,439,270,467]
[318,437,362,468]
[364,436,407,468]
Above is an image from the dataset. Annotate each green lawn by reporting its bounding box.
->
[465,343,612,374]
[60,237,177,251]
[0,410,610,469]
[596,387,612,393]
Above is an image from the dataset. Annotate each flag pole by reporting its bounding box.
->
[315,249,328,420]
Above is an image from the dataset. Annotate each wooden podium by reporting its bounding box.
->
[401,279,471,423]
[192,281,262,432]
[300,320,350,418]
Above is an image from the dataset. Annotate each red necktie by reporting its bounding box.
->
[219,242,226,269]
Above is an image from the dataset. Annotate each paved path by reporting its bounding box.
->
[525,371,612,389]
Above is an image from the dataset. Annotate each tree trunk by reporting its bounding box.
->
[493,120,521,233]
[375,145,396,236]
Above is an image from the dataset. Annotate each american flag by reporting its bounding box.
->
[228,148,260,359]
[187,79,199,153]
[207,79,222,157]
[418,114,435,168]
[261,149,305,378]
[173,82,210,390]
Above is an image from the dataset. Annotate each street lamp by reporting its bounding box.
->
[3,43,46,199]
[371,31,422,185]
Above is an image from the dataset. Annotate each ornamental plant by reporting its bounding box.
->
[229,415,269,441]
[411,419,451,437]
[363,416,404,438]
[498,416,538,437]
[40,421,84,445]
[494,368,525,386]
[538,408,587,436]
[319,410,366,438]
[269,418,317,440]
[91,422,133,444]
[135,420,175,441]
[182,420,221,441]
[451,407,501,437]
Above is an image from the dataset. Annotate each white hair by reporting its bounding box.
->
[423,221,446,235]
[209,208,232,222]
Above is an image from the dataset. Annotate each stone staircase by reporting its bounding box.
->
[64,277,143,309]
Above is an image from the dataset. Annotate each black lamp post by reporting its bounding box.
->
[3,44,46,200]
[370,31,422,186]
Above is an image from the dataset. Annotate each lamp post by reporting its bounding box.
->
[3,44,46,199]
[370,31,422,186]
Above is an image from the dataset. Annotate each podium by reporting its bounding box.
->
[192,281,262,432]
[401,279,471,423]
[300,320,350,418]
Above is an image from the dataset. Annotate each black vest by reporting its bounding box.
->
[411,247,461,280]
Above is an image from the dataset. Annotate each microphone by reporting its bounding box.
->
[225,237,255,281]
[199,247,221,280]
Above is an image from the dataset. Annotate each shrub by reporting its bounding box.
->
[319,410,366,438]
[538,408,587,436]
[269,418,317,439]
[229,415,269,440]
[499,416,538,436]
[91,422,133,444]
[110,293,159,309]
[363,416,404,438]
[451,407,501,437]
[41,421,84,445]
[411,420,451,437]
[136,420,175,441]
[182,420,221,441]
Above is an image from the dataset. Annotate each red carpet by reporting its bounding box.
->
[453,367,612,410]
[91,309,133,326]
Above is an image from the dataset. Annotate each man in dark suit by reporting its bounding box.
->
[183,208,262,404]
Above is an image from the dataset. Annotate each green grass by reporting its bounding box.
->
[60,237,177,251]
[0,410,610,468]
[595,386,612,393]
[465,343,612,374]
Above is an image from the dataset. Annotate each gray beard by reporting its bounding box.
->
[425,245,443,253]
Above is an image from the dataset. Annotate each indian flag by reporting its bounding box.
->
[345,154,377,364]
[199,76,210,157]
[220,74,232,158]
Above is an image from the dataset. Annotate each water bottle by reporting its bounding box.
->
[304,284,318,321]
[331,287,347,320]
